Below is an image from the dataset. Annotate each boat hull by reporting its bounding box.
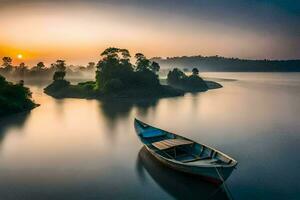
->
[146,146,235,184]
[134,118,237,184]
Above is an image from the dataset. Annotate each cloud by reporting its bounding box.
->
[0,0,299,60]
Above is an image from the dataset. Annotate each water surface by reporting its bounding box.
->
[0,73,299,199]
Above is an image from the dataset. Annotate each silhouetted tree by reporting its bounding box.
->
[167,68,187,85]
[55,60,66,72]
[15,62,28,78]
[36,62,45,70]
[135,53,151,72]
[1,57,13,73]
[87,62,95,71]
[2,57,12,68]
[167,68,207,91]
[31,62,45,71]
[0,74,35,117]
[19,62,25,68]
[95,47,160,92]
[150,61,160,73]
[52,60,66,81]
[18,80,24,86]
[96,47,133,91]
[192,68,199,76]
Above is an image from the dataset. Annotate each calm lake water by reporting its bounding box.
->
[0,73,299,200]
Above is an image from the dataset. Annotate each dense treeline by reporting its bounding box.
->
[0,75,37,117]
[0,57,95,80]
[95,48,160,93]
[152,56,300,72]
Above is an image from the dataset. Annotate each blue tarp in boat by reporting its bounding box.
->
[141,129,165,138]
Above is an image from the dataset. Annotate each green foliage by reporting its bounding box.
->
[77,81,96,90]
[134,70,160,88]
[103,79,124,93]
[135,53,150,72]
[47,79,70,90]
[96,47,160,93]
[0,75,36,117]
[167,68,187,85]
[167,68,208,91]
[44,47,219,100]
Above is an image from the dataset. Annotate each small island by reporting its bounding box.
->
[44,48,221,99]
[167,68,222,92]
[0,75,37,117]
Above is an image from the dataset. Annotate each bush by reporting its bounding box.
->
[103,79,124,93]
[78,81,95,90]
[44,80,70,94]
[134,70,160,88]
[0,75,36,117]
[186,75,208,90]
[167,68,208,92]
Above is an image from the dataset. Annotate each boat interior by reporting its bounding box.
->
[136,122,234,166]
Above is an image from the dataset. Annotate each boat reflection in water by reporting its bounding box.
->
[136,147,231,200]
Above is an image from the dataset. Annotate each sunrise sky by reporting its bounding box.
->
[0,0,299,66]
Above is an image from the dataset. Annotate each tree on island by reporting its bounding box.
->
[167,68,186,86]
[135,53,150,72]
[192,68,199,76]
[96,47,133,92]
[52,60,67,81]
[95,47,160,93]
[135,54,160,73]
[134,53,160,87]
[167,67,208,91]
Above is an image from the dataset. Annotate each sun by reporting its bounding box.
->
[17,54,23,59]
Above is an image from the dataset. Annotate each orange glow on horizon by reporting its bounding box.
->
[0,2,294,66]
[17,54,23,59]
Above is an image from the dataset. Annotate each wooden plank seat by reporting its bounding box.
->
[152,139,193,150]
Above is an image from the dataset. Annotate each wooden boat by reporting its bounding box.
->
[134,119,238,184]
[137,147,231,199]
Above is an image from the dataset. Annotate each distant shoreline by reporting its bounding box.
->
[152,56,300,72]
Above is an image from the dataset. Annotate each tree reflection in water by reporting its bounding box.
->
[0,112,30,149]
[99,98,158,126]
